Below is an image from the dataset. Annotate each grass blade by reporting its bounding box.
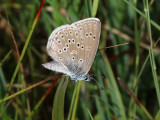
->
[123,0,160,30]
[0,74,59,104]
[67,81,78,120]
[144,0,160,107]
[87,108,94,120]
[52,76,69,120]
[71,81,82,120]
[100,49,127,120]
[92,0,99,17]
[0,50,12,66]
[95,95,106,120]
[25,74,61,120]
[4,0,45,99]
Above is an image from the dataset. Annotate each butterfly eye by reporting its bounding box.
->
[85,77,88,81]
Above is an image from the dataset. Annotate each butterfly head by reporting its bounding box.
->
[83,74,91,81]
[70,74,91,81]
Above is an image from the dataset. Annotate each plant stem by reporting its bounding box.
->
[71,81,82,120]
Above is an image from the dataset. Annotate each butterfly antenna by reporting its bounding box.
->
[90,77,104,90]
[99,42,129,50]
[90,74,104,79]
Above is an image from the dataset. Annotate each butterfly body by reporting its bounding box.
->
[42,18,101,81]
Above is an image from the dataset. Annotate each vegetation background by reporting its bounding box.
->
[0,0,160,120]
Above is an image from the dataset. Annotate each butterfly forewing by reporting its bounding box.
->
[72,18,101,76]
[42,61,70,75]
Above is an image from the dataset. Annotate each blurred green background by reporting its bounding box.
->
[0,0,160,120]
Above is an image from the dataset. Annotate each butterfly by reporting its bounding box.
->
[42,18,101,81]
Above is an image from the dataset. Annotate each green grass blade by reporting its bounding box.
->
[25,74,61,120]
[0,50,12,66]
[144,0,160,107]
[3,0,45,101]
[52,77,69,120]
[155,110,160,120]
[67,81,78,120]
[71,81,82,120]
[128,1,140,119]
[0,67,7,93]
[0,75,57,104]
[95,95,106,120]
[149,49,160,106]
[123,0,160,30]
[100,49,127,120]
[91,0,99,17]
[87,108,94,120]
[85,0,92,17]
[0,1,45,116]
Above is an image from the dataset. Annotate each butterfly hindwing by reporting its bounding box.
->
[46,25,85,75]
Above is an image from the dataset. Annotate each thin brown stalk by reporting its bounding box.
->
[103,24,160,53]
